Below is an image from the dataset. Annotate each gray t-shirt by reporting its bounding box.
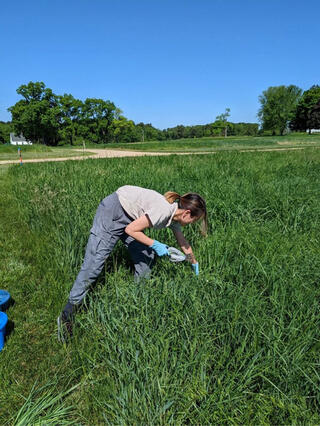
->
[116,185,181,231]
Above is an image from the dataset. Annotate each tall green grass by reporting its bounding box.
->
[8,380,79,426]
[0,144,92,161]
[104,133,320,152]
[0,149,319,423]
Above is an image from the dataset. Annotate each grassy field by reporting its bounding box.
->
[1,133,320,163]
[0,145,93,161]
[104,133,320,152]
[0,148,320,424]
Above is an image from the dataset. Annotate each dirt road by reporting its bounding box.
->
[0,149,174,165]
[0,146,309,166]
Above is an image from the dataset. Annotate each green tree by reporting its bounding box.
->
[8,81,60,145]
[82,98,119,143]
[216,108,231,137]
[233,123,259,136]
[309,101,320,130]
[203,124,212,137]
[290,85,320,133]
[58,94,83,145]
[0,121,12,144]
[136,123,163,141]
[111,117,139,143]
[258,85,302,135]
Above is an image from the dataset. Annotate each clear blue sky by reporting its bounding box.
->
[1,0,319,129]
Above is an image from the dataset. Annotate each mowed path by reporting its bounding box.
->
[0,149,174,165]
[0,146,309,165]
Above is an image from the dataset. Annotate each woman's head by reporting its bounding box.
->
[164,191,208,235]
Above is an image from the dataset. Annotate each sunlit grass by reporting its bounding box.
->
[0,145,93,161]
[0,148,319,423]
[2,133,320,161]
[9,380,79,426]
[103,133,320,152]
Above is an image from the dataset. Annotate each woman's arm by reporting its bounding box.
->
[125,215,154,246]
[172,229,197,264]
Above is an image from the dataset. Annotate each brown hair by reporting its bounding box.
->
[164,191,208,236]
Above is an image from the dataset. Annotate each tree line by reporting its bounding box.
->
[1,81,319,145]
[2,81,258,145]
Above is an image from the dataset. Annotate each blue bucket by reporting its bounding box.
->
[0,290,10,311]
[0,312,8,351]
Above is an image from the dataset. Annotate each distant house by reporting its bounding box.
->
[10,133,33,145]
[306,129,320,134]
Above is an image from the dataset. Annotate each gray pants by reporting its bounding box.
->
[69,192,156,305]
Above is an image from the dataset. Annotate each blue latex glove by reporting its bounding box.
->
[191,262,199,276]
[150,240,169,257]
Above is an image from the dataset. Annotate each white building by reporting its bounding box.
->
[306,129,320,134]
[10,133,33,145]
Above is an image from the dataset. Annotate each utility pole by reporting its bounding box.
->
[18,147,23,165]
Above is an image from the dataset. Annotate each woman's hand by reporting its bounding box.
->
[150,240,169,256]
[172,229,199,275]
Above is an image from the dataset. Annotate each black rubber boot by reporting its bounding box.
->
[57,302,75,343]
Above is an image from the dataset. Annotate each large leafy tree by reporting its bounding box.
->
[258,85,302,135]
[111,117,140,143]
[8,81,61,145]
[82,98,119,144]
[58,94,83,145]
[290,85,320,132]
[8,82,121,145]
